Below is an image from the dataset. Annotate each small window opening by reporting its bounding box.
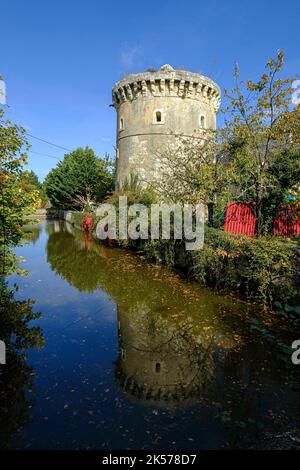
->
[155,362,161,373]
[200,115,205,128]
[156,111,162,123]
[153,109,164,124]
[120,117,124,130]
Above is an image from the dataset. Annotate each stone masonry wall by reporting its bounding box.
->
[112,64,221,187]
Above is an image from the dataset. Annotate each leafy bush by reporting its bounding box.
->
[142,228,299,308]
[106,174,156,208]
[194,229,299,307]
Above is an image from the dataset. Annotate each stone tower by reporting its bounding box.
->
[112,64,221,188]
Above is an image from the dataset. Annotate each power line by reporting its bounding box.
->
[28,150,62,161]
[26,132,73,152]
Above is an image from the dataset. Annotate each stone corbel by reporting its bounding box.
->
[187,81,194,98]
[169,79,175,95]
[112,91,119,106]
[126,84,133,100]
[141,80,147,97]
[178,79,185,97]
[133,81,139,97]
[150,79,156,95]
[119,87,126,101]
[196,82,202,98]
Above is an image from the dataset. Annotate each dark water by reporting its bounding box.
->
[1,220,299,449]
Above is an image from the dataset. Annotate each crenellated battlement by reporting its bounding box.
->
[116,367,201,409]
[112,64,221,112]
[112,64,221,187]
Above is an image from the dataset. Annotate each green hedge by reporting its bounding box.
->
[194,228,299,308]
[142,229,299,309]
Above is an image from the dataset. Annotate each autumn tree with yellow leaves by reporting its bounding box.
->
[0,107,40,275]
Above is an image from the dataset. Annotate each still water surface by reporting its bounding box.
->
[2,220,299,449]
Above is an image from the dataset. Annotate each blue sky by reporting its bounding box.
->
[1,0,299,180]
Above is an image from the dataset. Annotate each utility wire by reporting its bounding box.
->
[26,132,73,152]
[29,150,62,161]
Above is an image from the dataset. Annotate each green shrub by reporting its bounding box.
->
[140,228,299,308]
[194,228,299,307]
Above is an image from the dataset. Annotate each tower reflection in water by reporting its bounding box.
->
[45,221,240,409]
[116,304,215,409]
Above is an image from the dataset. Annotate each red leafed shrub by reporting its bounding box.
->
[81,214,93,232]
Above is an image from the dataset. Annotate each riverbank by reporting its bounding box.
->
[28,209,300,312]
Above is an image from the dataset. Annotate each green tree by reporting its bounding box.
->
[24,170,42,189]
[222,51,300,234]
[21,170,49,208]
[26,170,43,189]
[260,148,300,231]
[44,147,114,210]
[150,131,235,226]
[0,108,40,275]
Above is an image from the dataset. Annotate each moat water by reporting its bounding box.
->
[1,220,299,449]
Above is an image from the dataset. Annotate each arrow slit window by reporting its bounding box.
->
[199,114,206,128]
[153,109,165,124]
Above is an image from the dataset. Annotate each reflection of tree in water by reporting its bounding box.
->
[116,304,215,409]
[46,224,234,409]
[46,222,300,444]
[0,281,44,449]
[45,223,243,334]
[48,223,268,412]
[21,224,42,245]
[46,224,102,292]
[47,222,300,426]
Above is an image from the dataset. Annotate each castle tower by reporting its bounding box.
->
[112,64,221,188]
